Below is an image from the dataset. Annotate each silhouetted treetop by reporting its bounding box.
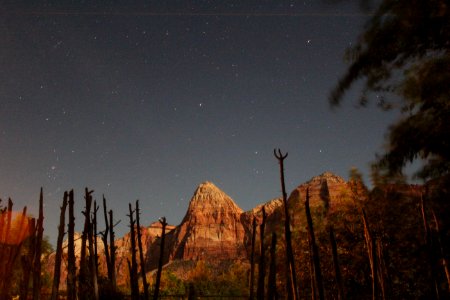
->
[331,0,449,180]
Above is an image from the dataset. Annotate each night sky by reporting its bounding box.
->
[0,1,397,245]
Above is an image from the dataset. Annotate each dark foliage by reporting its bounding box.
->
[330,0,450,180]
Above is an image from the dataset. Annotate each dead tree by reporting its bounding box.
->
[305,188,325,300]
[0,198,13,300]
[101,196,112,282]
[51,192,68,300]
[361,208,378,300]
[92,200,99,278]
[109,209,117,289]
[20,218,36,300]
[420,194,441,299]
[329,226,345,300]
[128,203,139,300]
[268,232,278,300]
[153,217,167,300]
[79,188,93,298]
[2,203,28,300]
[33,188,44,300]
[88,194,99,300]
[274,149,299,300]
[67,190,77,300]
[136,200,150,300]
[256,207,267,300]
[431,207,450,293]
[249,217,257,300]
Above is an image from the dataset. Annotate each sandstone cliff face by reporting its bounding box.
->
[45,172,366,288]
[169,181,247,261]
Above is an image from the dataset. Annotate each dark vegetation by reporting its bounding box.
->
[1,154,449,299]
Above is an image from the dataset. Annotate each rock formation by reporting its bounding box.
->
[169,181,247,261]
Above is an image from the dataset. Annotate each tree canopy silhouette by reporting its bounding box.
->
[330,0,450,180]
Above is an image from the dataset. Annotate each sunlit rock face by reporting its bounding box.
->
[170,181,247,260]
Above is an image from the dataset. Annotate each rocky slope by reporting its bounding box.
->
[45,172,357,287]
[169,181,247,261]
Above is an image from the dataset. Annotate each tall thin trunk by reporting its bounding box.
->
[420,194,441,299]
[305,188,324,300]
[79,188,93,298]
[128,203,139,300]
[257,207,267,300]
[67,190,77,300]
[0,199,14,300]
[88,194,99,300]
[51,192,68,300]
[362,208,378,300]
[109,209,117,290]
[20,218,36,300]
[33,188,44,300]
[102,196,112,282]
[249,217,257,300]
[136,200,149,300]
[92,201,99,278]
[153,217,167,300]
[268,232,278,300]
[329,226,345,300]
[431,208,450,293]
[274,149,299,300]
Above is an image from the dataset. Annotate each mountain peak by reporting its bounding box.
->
[306,172,345,185]
[188,181,243,213]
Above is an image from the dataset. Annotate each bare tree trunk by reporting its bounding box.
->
[420,194,441,299]
[79,188,93,298]
[136,200,150,300]
[92,201,99,279]
[268,232,277,300]
[249,217,257,300]
[88,195,99,300]
[0,199,14,300]
[101,196,112,282]
[305,188,325,300]
[128,203,139,300]
[153,217,167,300]
[431,207,450,294]
[307,229,317,300]
[109,209,117,290]
[362,208,378,300]
[257,207,267,300]
[67,190,77,300]
[329,226,345,300]
[20,218,36,300]
[33,188,44,300]
[51,192,68,300]
[274,149,299,300]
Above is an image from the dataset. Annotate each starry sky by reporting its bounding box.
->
[0,1,397,246]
